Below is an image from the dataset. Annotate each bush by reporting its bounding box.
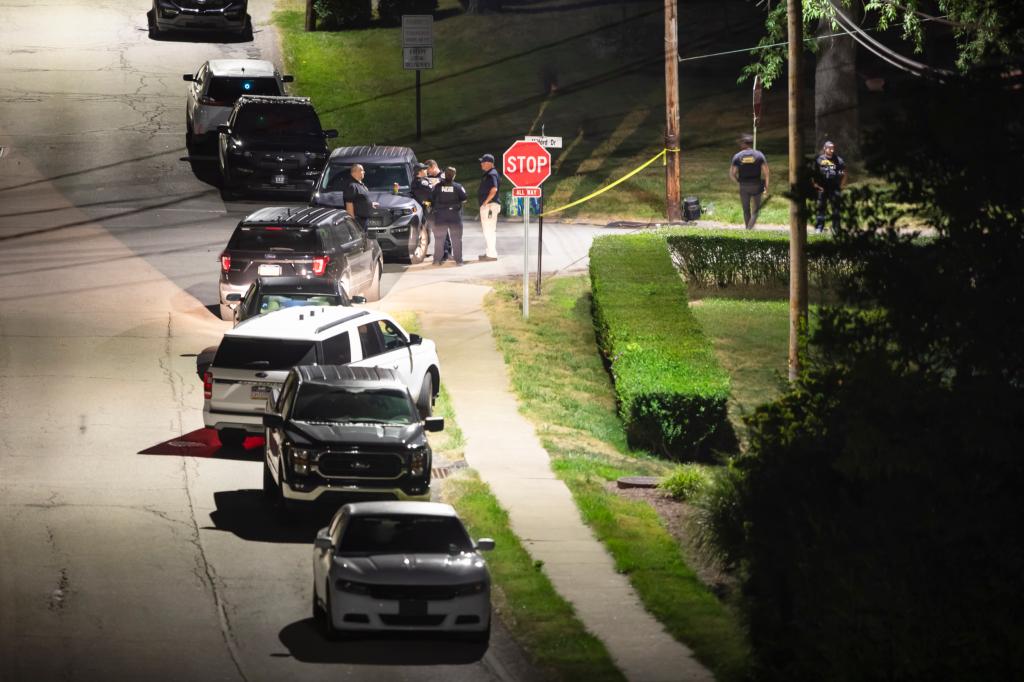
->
[667,229,851,293]
[659,464,711,501]
[589,233,735,461]
[314,0,371,29]
[377,0,438,26]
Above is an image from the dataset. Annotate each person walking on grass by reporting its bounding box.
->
[477,154,501,261]
[729,134,770,229]
[430,167,467,266]
[812,140,847,233]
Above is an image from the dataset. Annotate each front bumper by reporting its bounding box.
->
[153,1,247,32]
[365,216,416,255]
[329,587,490,633]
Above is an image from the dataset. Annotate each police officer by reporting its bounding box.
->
[729,134,770,230]
[812,140,847,233]
[477,154,501,261]
[430,166,467,266]
[344,164,377,229]
[424,160,452,261]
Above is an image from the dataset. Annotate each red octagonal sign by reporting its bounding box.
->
[502,140,552,188]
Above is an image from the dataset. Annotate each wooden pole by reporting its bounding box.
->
[305,0,316,31]
[664,0,682,221]
[787,0,807,381]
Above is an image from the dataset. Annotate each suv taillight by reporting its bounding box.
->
[203,372,213,400]
[220,254,231,272]
[311,255,330,276]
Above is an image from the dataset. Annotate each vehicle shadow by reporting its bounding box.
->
[146,10,254,43]
[206,489,334,544]
[137,427,263,461]
[278,619,487,665]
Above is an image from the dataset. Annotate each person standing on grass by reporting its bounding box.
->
[477,154,501,261]
[729,134,770,230]
[430,167,467,266]
[812,140,847,233]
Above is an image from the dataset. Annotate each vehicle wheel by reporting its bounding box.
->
[464,620,491,645]
[219,303,234,322]
[417,372,434,419]
[312,579,324,620]
[218,428,245,448]
[407,223,428,264]
[275,475,298,520]
[263,459,275,501]
[364,261,382,302]
[322,582,342,640]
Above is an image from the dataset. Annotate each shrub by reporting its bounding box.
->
[589,233,735,461]
[659,464,712,501]
[377,0,438,26]
[314,0,372,29]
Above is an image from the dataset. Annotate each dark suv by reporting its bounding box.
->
[262,365,443,509]
[311,146,429,263]
[151,0,249,36]
[217,96,337,198]
[218,206,382,320]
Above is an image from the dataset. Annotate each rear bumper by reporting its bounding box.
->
[153,1,247,32]
[204,404,265,433]
[219,281,248,307]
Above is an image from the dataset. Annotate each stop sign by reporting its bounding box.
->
[502,140,551,188]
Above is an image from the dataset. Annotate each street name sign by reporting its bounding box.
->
[524,135,563,149]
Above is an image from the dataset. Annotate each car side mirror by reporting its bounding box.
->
[424,417,444,432]
[323,129,339,139]
[475,538,495,552]
[282,75,295,83]
[225,293,242,302]
[217,124,231,135]
[182,74,194,82]
[408,333,423,346]
[262,413,283,429]
[314,529,333,551]
[351,295,367,304]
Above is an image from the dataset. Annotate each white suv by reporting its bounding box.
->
[203,306,440,447]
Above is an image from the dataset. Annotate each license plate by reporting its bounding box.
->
[272,174,287,185]
[367,217,384,227]
[251,385,271,401]
[258,264,281,277]
[399,600,428,616]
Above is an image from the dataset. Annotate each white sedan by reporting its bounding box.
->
[312,502,494,643]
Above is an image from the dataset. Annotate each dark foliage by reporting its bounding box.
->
[314,0,372,29]
[708,69,1024,680]
[377,0,439,26]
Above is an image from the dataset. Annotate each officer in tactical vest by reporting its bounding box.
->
[429,166,467,266]
[729,134,770,230]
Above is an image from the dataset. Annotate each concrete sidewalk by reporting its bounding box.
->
[382,281,714,682]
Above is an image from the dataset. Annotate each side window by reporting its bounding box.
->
[241,283,257,316]
[321,332,352,365]
[377,320,407,351]
[357,323,385,359]
[334,217,354,243]
[344,218,363,242]
[317,226,336,253]
[277,373,297,414]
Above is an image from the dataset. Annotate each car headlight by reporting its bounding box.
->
[391,207,414,217]
[452,581,488,597]
[287,446,317,475]
[335,579,370,595]
[408,447,429,478]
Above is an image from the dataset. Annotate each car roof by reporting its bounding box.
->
[235,94,312,108]
[328,145,417,165]
[207,59,277,78]
[255,276,341,294]
[228,305,377,340]
[294,365,405,390]
[238,206,342,227]
[344,501,458,517]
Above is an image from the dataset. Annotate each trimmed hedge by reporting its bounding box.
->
[590,234,735,461]
[377,0,438,26]
[667,229,850,292]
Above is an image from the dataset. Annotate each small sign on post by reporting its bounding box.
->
[524,135,563,149]
[503,140,552,319]
[402,15,433,140]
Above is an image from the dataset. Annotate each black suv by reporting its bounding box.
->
[217,95,337,198]
[218,206,382,320]
[311,146,430,263]
[151,0,249,36]
[262,365,443,509]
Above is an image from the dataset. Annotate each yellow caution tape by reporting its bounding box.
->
[540,148,680,217]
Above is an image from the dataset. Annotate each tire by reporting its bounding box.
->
[417,372,434,419]
[464,619,491,645]
[263,459,276,501]
[322,583,342,640]
[364,261,382,302]
[219,303,234,322]
[407,223,428,264]
[312,579,324,620]
[218,428,245,448]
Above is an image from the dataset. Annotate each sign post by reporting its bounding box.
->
[402,16,433,141]
[526,132,561,296]
[503,140,552,319]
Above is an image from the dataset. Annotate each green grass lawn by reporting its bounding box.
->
[273,0,795,224]
[485,275,752,682]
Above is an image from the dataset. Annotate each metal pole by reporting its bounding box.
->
[415,70,422,141]
[664,0,682,221]
[536,194,543,296]
[523,198,530,319]
[787,0,807,381]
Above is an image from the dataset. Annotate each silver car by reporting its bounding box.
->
[312,502,494,643]
[183,59,292,149]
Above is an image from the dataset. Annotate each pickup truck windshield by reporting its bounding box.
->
[339,515,473,555]
[292,387,416,424]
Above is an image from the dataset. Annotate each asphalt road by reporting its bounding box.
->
[0,2,549,680]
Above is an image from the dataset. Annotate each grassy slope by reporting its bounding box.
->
[485,276,751,682]
[273,0,793,224]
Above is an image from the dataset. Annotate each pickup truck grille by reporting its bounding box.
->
[317,452,403,479]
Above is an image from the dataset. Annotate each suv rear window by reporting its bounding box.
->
[214,337,316,370]
[234,104,322,136]
[207,77,281,105]
[228,227,320,252]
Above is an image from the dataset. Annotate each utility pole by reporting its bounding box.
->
[787,0,807,381]
[305,0,316,31]
[664,0,682,222]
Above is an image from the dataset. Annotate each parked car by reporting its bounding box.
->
[217,206,381,321]
[151,0,249,36]
[217,95,337,199]
[311,146,429,264]
[312,501,494,642]
[263,366,442,507]
[183,60,292,150]
[202,306,441,447]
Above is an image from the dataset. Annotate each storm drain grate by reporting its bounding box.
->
[431,460,468,480]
